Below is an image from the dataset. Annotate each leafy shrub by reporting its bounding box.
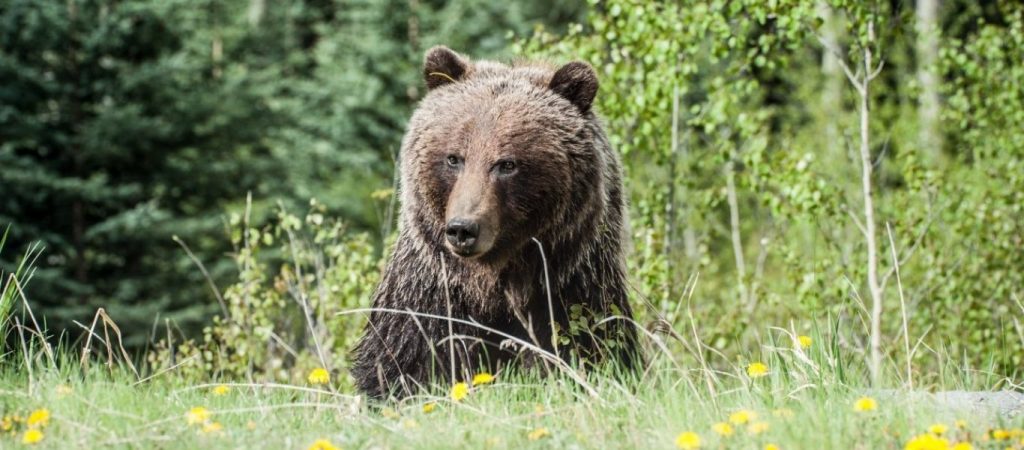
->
[147,200,381,387]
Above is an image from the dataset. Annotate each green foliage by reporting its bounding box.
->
[517,0,1024,378]
[929,5,1024,369]
[0,0,291,343]
[147,202,380,386]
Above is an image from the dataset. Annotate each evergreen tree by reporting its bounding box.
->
[0,0,580,346]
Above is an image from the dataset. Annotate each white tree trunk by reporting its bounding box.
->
[248,0,266,27]
[861,22,885,387]
[917,0,942,162]
[725,157,750,310]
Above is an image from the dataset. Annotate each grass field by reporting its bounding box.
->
[2,330,1021,450]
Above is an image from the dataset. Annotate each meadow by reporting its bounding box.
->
[2,318,1022,449]
[2,0,1024,448]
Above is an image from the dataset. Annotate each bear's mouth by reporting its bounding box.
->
[449,246,483,258]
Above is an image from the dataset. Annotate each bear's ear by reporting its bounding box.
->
[549,61,599,113]
[424,46,470,90]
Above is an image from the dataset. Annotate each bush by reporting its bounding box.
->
[147,200,381,387]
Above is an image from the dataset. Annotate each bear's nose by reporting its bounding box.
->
[445,218,479,251]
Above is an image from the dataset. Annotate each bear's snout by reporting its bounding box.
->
[445,218,479,253]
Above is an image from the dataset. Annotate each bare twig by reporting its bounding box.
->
[531,238,560,361]
[815,33,865,95]
[172,235,228,318]
[439,253,457,384]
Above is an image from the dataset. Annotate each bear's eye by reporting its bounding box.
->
[446,155,461,167]
[496,160,517,175]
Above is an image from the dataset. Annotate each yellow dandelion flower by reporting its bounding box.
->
[212,385,230,396]
[929,424,948,435]
[246,421,257,430]
[527,427,551,441]
[422,402,437,413]
[472,372,495,386]
[22,429,44,445]
[951,443,973,450]
[307,368,330,385]
[729,409,755,425]
[798,335,812,349]
[402,419,419,429]
[186,406,211,425]
[1,416,12,431]
[201,422,223,433]
[748,421,770,435]
[307,438,341,450]
[747,362,769,378]
[55,384,73,397]
[451,382,469,401]
[26,409,50,428]
[991,429,1011,440]
[381,408,400,419]
[712,422,734,437]
[674,431,701,449]
[904,433,949,450]
[853,397,877,412]
[765,445,781,450]
[955,420,968,429]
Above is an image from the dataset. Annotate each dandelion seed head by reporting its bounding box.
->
[55,385,73,397]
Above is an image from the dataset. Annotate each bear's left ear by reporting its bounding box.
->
[549,61,599,113]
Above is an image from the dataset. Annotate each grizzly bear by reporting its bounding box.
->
[350,46,638,398]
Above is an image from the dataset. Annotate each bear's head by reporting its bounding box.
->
[401,46,603,268]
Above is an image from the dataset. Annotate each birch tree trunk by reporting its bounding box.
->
[917,0,942,162]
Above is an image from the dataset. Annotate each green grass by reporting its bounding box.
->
[1,338,1021,450]
[1,231,1019,449]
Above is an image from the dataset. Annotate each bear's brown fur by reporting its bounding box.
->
[350,46,638,398]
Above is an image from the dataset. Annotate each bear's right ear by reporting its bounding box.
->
[423,46,470,90]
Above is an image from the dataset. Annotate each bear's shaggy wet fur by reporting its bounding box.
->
[350,46,638,398]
